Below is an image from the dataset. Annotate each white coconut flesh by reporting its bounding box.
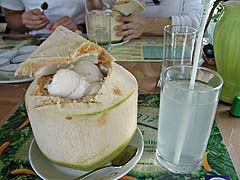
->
[70,60,103,84]
[47,69,89,99]
[46,59,104,99]
[25,54,138,170]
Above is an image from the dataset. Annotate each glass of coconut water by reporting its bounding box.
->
[156,65,223,173]
[86,10,111,52]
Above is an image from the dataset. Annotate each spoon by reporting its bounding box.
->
[41,2,48,13]
[74,145,138,180]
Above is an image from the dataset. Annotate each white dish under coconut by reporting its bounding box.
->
[29,128,143,180]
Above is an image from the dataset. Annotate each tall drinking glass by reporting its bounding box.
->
[85,10,111,52]
[157,25,197,87]
[156,65,223,174]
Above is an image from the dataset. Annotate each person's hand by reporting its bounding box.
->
[22,9,49,30]
[47,16,78,32]
[114,15,147,41]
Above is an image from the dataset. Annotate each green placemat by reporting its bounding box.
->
[143,45,191,60]
[129,94,238,179]
[143,46,162,60]
[0,94,238,180]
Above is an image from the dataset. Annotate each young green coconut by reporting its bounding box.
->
[16,26,138,171]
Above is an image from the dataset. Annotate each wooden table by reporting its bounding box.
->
[0,35,239,177]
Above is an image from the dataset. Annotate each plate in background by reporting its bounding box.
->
[0,49,18,59]
[0,70,33,83]
[18,45,39,54]
[112,40,130,47]
[0,57,10,67]
[11,54,30,64]
[0,46,34,84]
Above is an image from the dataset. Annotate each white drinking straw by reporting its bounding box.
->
[173,0,217,165]
[189,0,217,90]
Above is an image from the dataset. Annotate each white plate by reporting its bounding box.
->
[11,54,30,64]
[0,49,18,59]
[29,127,144,180]
[0,64,19,72]
[18,45,38,54]
[0,44,16,50]
[0,49,33,83]
[0,43,37,83]
[0,75,33,83]
[111,40,130,47]
[0,68,33,83]
[0,57,10,66]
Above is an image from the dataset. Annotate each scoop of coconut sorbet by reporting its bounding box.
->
[47,69,89,99]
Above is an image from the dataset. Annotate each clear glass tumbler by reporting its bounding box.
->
[85,10,112,52]
[156,65,223,174]
[157,25,197,87]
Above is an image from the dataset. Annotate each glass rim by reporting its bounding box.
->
[86,10,112,17]
[164,25,197,35]
[162,65,224,93]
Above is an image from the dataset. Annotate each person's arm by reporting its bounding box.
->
[114,15,172,41]
[86,0,103,11]
[171,0,202,29]
[4,8,49,33]
[4,9,29,33]
[114,0,202,40]
[47,16,78,32]
[143,0,201,35]
[144,17,172,35]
